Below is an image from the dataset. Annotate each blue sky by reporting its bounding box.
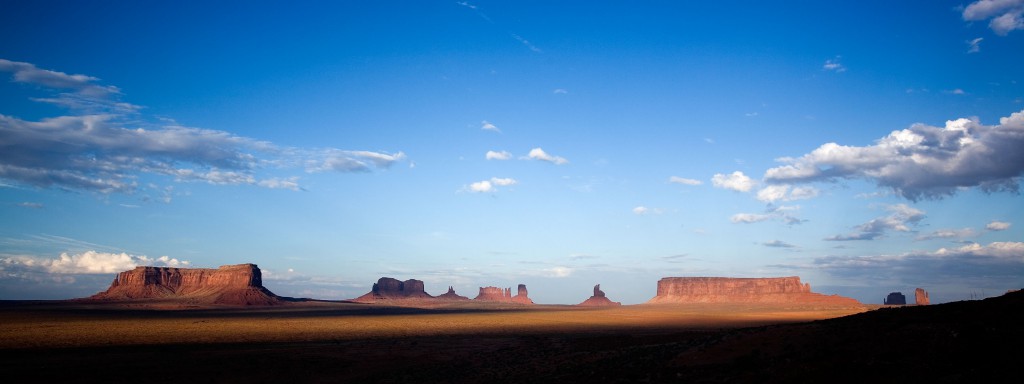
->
[1,1,1022,304]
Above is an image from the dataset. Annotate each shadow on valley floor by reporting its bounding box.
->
[1,291,1021,383]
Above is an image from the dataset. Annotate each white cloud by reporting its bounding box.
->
[490,177,517,186]
[18,202,43,209]
[731,213,771,223]
[544,266,572,277]
[626,205,659,215]
[1,251,189,274]
[527,147,569,165]
[485,150,512,160]
[511,34,542,53]
[668,176,702,186]
[480,120,501,133]
[825,204,925,241]
[945,88,967,95]
[553,88,568,94]
[712,171,755,192]
[963,0,1024,35]
[823,56,846,72]
[0,59,405,196]
[915,228,978,241]
[764,109,1024,201]
[987,221,1012,231]
[967,37,984,53]
[463,177,517,193]
[756,184,820,203]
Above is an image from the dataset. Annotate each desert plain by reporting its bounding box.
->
[2,294,1020,383]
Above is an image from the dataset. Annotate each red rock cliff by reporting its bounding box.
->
[474,284,533,304]
[89,264,281,306]
[647,276,860,305]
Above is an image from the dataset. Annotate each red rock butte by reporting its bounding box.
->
[474,284,533,304]
[88,264,281,306]
[577,284,622,306]
[646,276,860,305]
[352,277,434,303]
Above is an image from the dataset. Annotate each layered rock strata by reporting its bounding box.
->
[646,276,860,305]
[352,277,433,303]
[89,264,281,306]
[577,284,622,306]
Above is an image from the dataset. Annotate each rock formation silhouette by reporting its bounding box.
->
[646,276,860,305]
[352,277,434,302]
[884,292,907,305]
[436,286,470,301]
[577,284,622,306]
[88,264,281,306]
[915,288,930,305]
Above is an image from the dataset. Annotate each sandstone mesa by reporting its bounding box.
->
[88,263,282,306]
[646,276,860,305]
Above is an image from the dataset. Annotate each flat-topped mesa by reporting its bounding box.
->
[578,284,622,306]
[352,277,433,303]
[647,276,860,305]
[474,284,534,304]
[89,264,281,306]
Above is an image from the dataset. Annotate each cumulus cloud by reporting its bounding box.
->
[463,177,517,193]
[0,59,405,196]
[527,147,569,165]
[823,56,846,72]
[481,120,501,133]
[1,251,188,274]
[825,204,925,241]
[485,150,512,160]
[668,176,702,186]
[764,109,1024,201]
[987,221,1012,231]
[712,171,755,192]
[963,0,1024,35]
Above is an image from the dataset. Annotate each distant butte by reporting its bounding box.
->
[646,276,860,305]
[352,277,433,303]
[87,264,282,306]
[915,287,930,305]
[577,284,622,306]
[474,284,534,304]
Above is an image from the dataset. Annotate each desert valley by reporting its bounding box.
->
[1,263,1020,383]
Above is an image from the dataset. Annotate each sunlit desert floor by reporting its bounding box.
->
[1,297,1019,383]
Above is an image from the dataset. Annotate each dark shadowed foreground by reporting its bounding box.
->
[1,292,1021,383]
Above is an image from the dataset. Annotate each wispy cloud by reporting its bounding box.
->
[763,240,796,248]
[823,56,846,72]
[511,34,542,53]
[17,202,43,209]
[527,147,569,165]
[552,88,568,94]
[967,37,984,53]
[915,228,978,241]
[480,120,501,133]
[0,59,405,196]
[962,0,1024,35]
[668,176,702,186]
[764,109,1024,201]
[825,204,925,241]
[731,204,804,225]
[1,250,188,275]
[632,206,663,215]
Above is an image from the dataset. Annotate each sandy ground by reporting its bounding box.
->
[3,297,1018,383]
